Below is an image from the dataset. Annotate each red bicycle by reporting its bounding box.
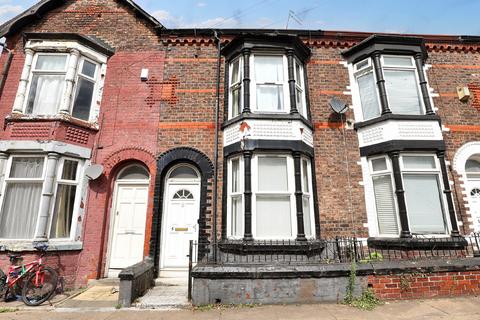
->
[0,244,58,306]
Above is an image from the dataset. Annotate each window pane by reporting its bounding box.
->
[256,196,291,238]
[258,157,288,192]
[231,196,243,237]
[10,157,44,178]
[231,158,240,193]
[355,59,369,71]
[373,175,398,235]
[303,195,312,237]
[466,159,480,173]
[296,88,304,115]
[404,174,446,234]
[357,72,380,120]
[50,184,76,238]
[0,182,41,239]
[61,160,78,181]
[301,159,309,193]
[231,59,240,84]
[295,62,302,86]
[383,56,413,67]
[255,56,284,83]
[256,84,283,111]
[81,60,96,78]
[384,70,422,115]
[26,74,64,115]
[402,156,436,170]
[72,78,95,121]
[371,158,387,172]
[231,87,241,117]
[169,166,197,179]
[35,55,67,71]
[119,165,149,180]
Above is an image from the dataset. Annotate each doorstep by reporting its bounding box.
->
[135,277,190,309]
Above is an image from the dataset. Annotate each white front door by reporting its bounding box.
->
[467,180,480,232]
[109,184,148,270]
[161,182,200,269]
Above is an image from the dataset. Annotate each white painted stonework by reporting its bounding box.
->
[224,119,314,147]
[357,120,443,147]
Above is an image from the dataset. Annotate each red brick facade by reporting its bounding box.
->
[0,0,479,292]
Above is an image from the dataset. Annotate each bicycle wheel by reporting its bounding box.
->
[0,269,6,300]
[21,266,58,306]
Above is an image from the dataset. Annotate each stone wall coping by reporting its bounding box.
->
[191,258,480,279]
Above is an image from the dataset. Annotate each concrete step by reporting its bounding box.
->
[154,277,188,287]
[135,285,190,309]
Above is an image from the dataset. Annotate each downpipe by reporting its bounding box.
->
[212,30,221,262]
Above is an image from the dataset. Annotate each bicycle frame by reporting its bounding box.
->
[5,256,43,289]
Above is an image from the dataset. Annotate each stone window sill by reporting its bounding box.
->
[218,239,325,255]
[0,241,83,252]
[367,236,467,250]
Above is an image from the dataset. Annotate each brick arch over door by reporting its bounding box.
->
[150,147,214,270]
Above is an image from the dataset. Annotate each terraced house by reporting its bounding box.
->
[0,0,480,306]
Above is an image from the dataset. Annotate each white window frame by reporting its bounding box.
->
[351,55,432,122]
[0,155,47,241]
[368,155,400,237]
[380,55,426,116]
[0,154,84,241]
[226,156,244,239]
[70,57,100,121]
[48,157,84,241]
[228,57,243,119]
[251,153,297,240]
[300,157,315,238]
[250,53,291,115]
[24,53,70,116]
[294,58,308,117]
[399,153,449,235]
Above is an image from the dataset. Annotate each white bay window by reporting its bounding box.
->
[0,155,83,240]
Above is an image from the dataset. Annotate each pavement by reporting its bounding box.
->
[0,296,480,319]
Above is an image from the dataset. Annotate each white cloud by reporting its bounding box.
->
[0,4,23,24]
[196,2,207,7]
[151,9,183,28]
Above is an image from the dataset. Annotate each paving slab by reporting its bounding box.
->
[56,284,119,308]
[136,285,189,309]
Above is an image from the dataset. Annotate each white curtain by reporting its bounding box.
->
[255,56,284,111]
[357,72,380,120]
[29,74,64,115]
[0,157,44,239]
[384,70,422,115]
[373,175,399,235]
[231,196,243,237]
[36,55,67,71]
[256,196,291,238]
[258,157,288,191]
[404,174,446,234]
[303,196,312,237]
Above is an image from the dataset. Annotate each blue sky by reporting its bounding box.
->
[1,0,479,35]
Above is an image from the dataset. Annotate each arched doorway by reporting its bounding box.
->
[466,156,480,232]
[107,164,150,277]
[160,164,201,276]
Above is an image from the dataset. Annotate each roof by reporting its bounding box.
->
[0,0,164,38]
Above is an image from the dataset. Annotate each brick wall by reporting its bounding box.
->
[369,271,480,300]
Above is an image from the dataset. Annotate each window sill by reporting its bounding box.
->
[219,239,325,255]
[354,114,441,130]
[6,113,99,131]
[222,112,313,130]
[367,236,467,250]
[0,241,83,252]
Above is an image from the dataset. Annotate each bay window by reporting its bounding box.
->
[353,55,425,121]
[369,154,448,236]
[227,52,308,119]
[0,155,83,240]
[227,154,314,240]
[71,58,99,121]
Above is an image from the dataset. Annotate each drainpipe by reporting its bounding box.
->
[0,42,14,99]
[212,30,221,262]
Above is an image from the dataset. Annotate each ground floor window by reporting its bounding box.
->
[369,153,448,236]
[227,153,315,240]
[0,154,83,240]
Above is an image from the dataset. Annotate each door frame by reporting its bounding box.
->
[105,179,150,277]
[159,164,201,271]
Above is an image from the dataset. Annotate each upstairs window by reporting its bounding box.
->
[353,55,425,121]
[227,53,307,119]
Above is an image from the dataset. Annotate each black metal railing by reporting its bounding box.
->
[187,233,480,266]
